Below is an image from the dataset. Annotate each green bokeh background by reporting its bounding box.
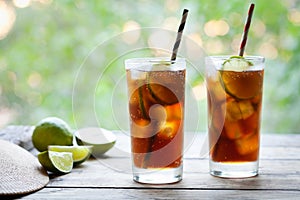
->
[0,0,299,133]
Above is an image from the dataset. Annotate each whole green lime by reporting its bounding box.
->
[32,117,73,152]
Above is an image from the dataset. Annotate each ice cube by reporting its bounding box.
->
[158,120,181,139]
[130,70,147,80]
[165,103,183,120]
[224,99,241,121]
[224,120,242,140]
[225,99,254,121]
[225,112,259,140]
[239,100,254,119]
[240,112,259,135]
[235,133,259,155]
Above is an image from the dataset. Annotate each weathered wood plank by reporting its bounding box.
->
[45,159,300,190]
[21,188,300,199]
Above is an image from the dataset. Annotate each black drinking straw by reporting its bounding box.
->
[142,9,189,168]
[171,9,189,61]
[239,3,255,56]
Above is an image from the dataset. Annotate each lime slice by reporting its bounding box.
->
[220,56,262,99]
[138,84,149,119]
[48,145,92,166]
[146,71,182,105]
[219,70,263,99]
[222,56,253,71]
[38,151,73,174]
[128,84,149,122]
[147,83,179,105]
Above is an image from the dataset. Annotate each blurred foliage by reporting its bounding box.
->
[0,0,299,133]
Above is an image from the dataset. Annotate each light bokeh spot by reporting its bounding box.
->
[204,20,230,37]
[0,1,16,40]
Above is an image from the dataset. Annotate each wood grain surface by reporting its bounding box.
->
[0,126,299,199]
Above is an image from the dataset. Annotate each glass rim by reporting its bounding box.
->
[125,57,186,65]
[205,55,265,62]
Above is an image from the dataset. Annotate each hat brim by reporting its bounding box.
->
[0,139,49,196]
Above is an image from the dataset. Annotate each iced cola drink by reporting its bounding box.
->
[206,56,264,178]
[125,58,185,184]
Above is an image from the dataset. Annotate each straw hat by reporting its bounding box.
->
[0,139,49,196]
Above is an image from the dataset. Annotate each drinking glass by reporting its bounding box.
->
[205,56,265,178]
[125,57,186,184]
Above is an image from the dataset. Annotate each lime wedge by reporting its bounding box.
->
[38,151,73,174]
[75,128,117,157]
[222,56,253,71]
[48,145,92,166]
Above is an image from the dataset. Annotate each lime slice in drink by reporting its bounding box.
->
[146,71,182,105]
[151,61,171,70]
[220,56,262,99]
[38,151,73,174]
[138,85,149,119]
[222,56,253,71]
[220,70,263,100]
[147,83,179,105]
[147,61,182,105]
[128,84,149,121]
[48,145,92,166]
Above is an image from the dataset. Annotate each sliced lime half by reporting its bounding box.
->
[220,56,262,99]
[38,151,73,174]
[222,56,253,71]
[48,145,92,166]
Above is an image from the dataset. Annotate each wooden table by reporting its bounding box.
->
[1,126,300,199]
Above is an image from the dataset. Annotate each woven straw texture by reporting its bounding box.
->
[0,139,49,196]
